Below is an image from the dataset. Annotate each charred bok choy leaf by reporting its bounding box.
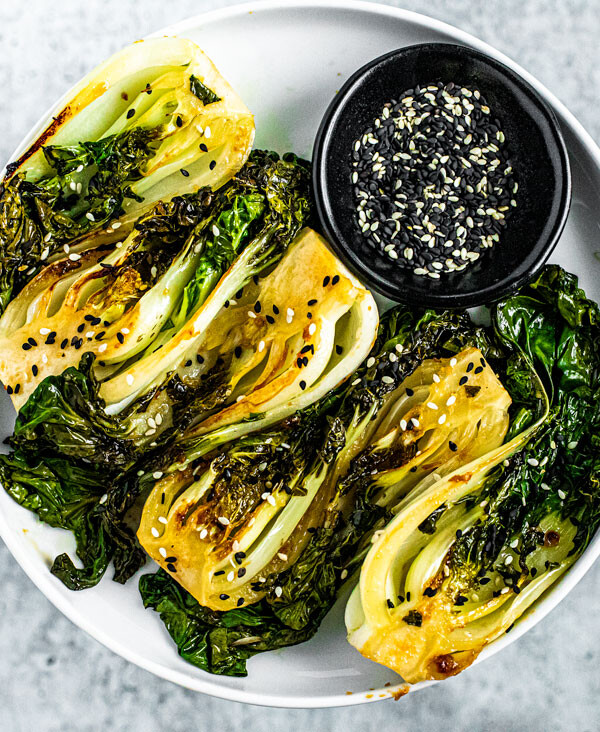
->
[0,36,254,314]
[137,303,510,673]
[346,266,600,683]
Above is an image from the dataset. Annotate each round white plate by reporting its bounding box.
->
[2,0,600,709]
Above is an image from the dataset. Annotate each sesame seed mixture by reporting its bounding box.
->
[350,82,518,277]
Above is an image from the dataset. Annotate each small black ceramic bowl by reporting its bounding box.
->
[312,43,571,307]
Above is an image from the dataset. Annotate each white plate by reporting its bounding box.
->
[2,0,600,709]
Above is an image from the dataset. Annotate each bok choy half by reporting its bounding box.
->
[346,266,600,683]
[0,36,254,315]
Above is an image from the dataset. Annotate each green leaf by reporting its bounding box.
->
[189,75,221,105]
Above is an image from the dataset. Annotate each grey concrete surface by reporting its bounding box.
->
[1,2,599,730]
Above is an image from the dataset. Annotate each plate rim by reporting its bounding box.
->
[2,0,600,709]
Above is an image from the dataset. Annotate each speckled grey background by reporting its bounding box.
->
[1,2,599,730]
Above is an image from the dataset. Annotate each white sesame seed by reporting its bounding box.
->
[212,225,220,237]
[199,528,208,539]
[267,495,276,506]
[277,552,288,561]
[427,401,438,410]
[432,374,440,383]
[227,571,235,582]
[205,126,212,138]
[527,458,539,467]
[98,343,107,353]
[281,442,290,449]
[151,527,160,538]
[258,340,265,352]
[39,327,51,335]
[153,471,163,480]
[155,414,163,426]
[366,357,375,368]
[69,181,77,191]
[218,517,230,526]
[112,221,122,229]
[382,375,394,385]
[567,441,578,449]
[411,418,420,428]
[275,586,283,598]
[41,354,48,364]
[41,247,50,260]
[85,331,94,339]
[248,311,257,319]
[558,489,566,500]
[438,414,447,424]
[541,482,550,491]
[446,395,456,406]
[86,212,95,221]
[126,374,134,386]
[352,378,361,386]
[341,569,348,580]
[68,252,81,261]
[158,516,168,525]
[137,470,145,477]
[400,419,407,431]
[147,417,157,429]
[99,493,108,505]
[450,358,457,367]
[510,539,519,548]
[308,323,316,335]
[159,547,167,558]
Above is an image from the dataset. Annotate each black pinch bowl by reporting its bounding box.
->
[312,43,572,308]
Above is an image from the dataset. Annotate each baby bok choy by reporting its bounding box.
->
[345,266,600,683]
[0,36,254,314]
[137,228,379,605]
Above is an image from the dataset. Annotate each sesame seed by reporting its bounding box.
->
[527,458,539,467]
[427,401,438,410]
[558,489,566,500]
[126,374,134,386]
[69,252,81,261]
[218,517,230,526]
[151,527,160,538]
[275,586,283,598]
[438,414,447,424]
[153,471,163,479]
[199,529,208,539]
[446,395,456,406]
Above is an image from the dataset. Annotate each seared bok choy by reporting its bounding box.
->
[346,267,600,683]
[0,36,254,315]
[137,229,379,604]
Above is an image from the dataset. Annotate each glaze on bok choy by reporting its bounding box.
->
[0,37,254,316]
[346,267,600,683]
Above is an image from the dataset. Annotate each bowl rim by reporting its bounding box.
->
[312,40,572,307]
[1,0,600,709]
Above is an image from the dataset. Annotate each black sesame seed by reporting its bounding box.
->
[234,346,242,358]
[459,376,468,386]
[331,275,340,285]
[180,168,189,177]
[176,115,183,127]
[22,343,31,351]
[214,570,225,576]
[272,304,279,315]
[474,366,484,374]
[95,331,106,340]
[299,380,306,390]
[14,383,20,394]
[77,323,85,333]
[254,301,261,313]
[307,299,317,306]
[126,109,135,119]
[166,563,177,573]
[32,365,38,376]
[322,276,330,287]
[387,599,395,609]
[406,388,414,396]
[185,359,192,367]
[200,143,208,152]
[165,556,177,563]
[307,312,312,319]
[219,593,229,600]
[336,345,343,355]
[209,160,216,170]
[6,385,13,395]
[237,597,244,606]
[117,332,125,344]
[301,345,312,354]
[28,337,37,347]
[197,354,205,364]
[266,315,275,324]
[449,441,458,452]
[61,338,68,349]
[466,362,474,372]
